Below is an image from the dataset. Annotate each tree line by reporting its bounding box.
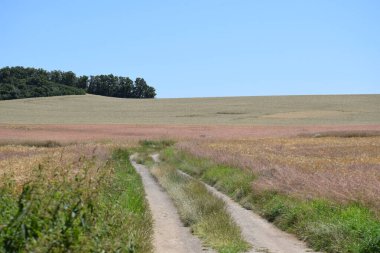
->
[0,66,156,100]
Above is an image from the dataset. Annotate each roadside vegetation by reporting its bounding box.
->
[159,143,380,253]
[0,144,152,252]
[136,141,250,253]
[179,136,380,212]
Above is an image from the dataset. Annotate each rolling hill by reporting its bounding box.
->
[0,94,379,125]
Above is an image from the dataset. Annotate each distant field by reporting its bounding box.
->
[0,94,379,125]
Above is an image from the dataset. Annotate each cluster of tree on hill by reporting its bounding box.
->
[0,66,156,100]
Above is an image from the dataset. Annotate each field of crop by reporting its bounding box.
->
[1,95,380,253]
[0,94,379,125]
[178,135,380,213]
[0,142,110,188]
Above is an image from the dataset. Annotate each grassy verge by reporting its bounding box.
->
[161,146,380,253]
[136,141,250,253]
[0,148,152,252]
[94,149,153,252]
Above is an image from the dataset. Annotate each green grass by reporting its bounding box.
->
[0,148,153,253]
[161,147,256,203]
[93,149,153,252]
[0,94,379,125]
[162,147,380,253]
[136,141,250,252]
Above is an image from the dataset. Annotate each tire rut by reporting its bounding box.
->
[130,155,215,253]
[179,170,319,253]
[152,153,319,253]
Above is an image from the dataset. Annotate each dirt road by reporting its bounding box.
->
[152,154,317,253]
[130,156,214,253]
[175,168,318,253]
[203,179,318,253]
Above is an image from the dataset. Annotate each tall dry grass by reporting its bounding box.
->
[0,141,137,190]
[0,144,110,191]
[178,136,380,212]
[0,142,152,252]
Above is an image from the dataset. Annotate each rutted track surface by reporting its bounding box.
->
[182,171,319,253]
[152,154,318,253]
[130,156,214,253]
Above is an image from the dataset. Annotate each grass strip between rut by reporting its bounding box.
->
[160,145,380,253]
[0,148,153,252]
[136,142,250,253]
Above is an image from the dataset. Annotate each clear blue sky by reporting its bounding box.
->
[1,0,379,98]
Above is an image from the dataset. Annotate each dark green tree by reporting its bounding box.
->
[77,76,88,89]
[133,78,156,98]
[0,66,156,100]
[61,71,77,86]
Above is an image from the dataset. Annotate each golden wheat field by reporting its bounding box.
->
[0,141,137,191]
